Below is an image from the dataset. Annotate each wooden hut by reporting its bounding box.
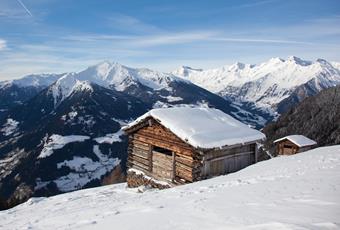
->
[123,107,265,188]
[274,135,317,155]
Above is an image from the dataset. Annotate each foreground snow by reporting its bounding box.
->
[1,145,340,230]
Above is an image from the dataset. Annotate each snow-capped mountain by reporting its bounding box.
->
[1,73,64,88]
[75,61,189,92]
[173,56,340,113]
[0,58,338,209]
[0,61,251,209]
[0,73,66,111]
[1,145,339,229]
[0,81,150,209]
[332,61,340,70]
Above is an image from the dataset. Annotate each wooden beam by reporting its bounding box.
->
[148,145,153,172]
[254,144,258,163]
[172,152,176,182]
[206,151,254,162]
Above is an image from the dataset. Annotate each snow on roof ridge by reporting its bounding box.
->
[124,107,265,149]
[274,135,317,147]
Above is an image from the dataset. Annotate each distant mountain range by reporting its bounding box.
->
[0,57,339,209]
[173,56,340,114]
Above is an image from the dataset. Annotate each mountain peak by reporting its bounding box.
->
[228,62,246,71]
[286,56,312,66]
[182,66,202,71]
[268,57,284,63]
[172,66,202,77]
[48,75,96,107]
[316,58,331,66]
[72,80,94,93]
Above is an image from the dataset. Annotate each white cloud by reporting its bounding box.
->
[0,39,7,50]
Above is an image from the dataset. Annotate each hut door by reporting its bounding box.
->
[152,146,175,181]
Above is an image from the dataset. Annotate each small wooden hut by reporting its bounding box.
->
[274,135,317,155]
[123,107,265,188]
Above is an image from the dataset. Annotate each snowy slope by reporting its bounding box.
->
[1,145,339,230]
[332,62,340,70]
[173,56,340,110]
[0,73,64,89]
[0,73,67,111]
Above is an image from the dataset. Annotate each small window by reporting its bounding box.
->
[284,145,293,149]
[153,146,172,156]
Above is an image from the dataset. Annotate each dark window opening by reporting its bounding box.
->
[284,145,293,149]
[153,146,172,156]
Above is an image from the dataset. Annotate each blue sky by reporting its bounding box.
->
[0,0,340,80]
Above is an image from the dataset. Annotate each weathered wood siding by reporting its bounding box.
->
[201,144,256,178]
[152,150,172,180]
[297,146,313,153]
[127,118,201,184]
[127,118,259,185]
[276,140,299,155]
[276,139,314,155]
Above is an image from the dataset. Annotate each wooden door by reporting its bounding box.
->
[152,149,173,181]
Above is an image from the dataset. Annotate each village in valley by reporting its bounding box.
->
[0,0,340,229]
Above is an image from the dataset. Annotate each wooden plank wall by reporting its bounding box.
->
[297,146,313,153]
[202,144,256,178]
[127,118,202,184]
[276,140,299,155]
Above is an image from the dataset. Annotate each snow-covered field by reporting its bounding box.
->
[38,134,90,158]
[1,145,340,230]
[0,118,19,136]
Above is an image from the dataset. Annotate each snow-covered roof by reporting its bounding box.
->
[123,107,265,149]
[274,135,317,147]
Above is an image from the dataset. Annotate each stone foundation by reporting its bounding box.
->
[126,169,171,189]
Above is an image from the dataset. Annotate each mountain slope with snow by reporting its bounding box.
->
[63,61,189,94]
[1,61,252,209]
[0,74,66,111]
[263,85,340,154]
[0,82,149,209]
[173,56,340,113]
[1,145,339,229]
[0,73,65,89]
[332,62,340,70]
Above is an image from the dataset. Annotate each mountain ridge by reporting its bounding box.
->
[172,56,340,114]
